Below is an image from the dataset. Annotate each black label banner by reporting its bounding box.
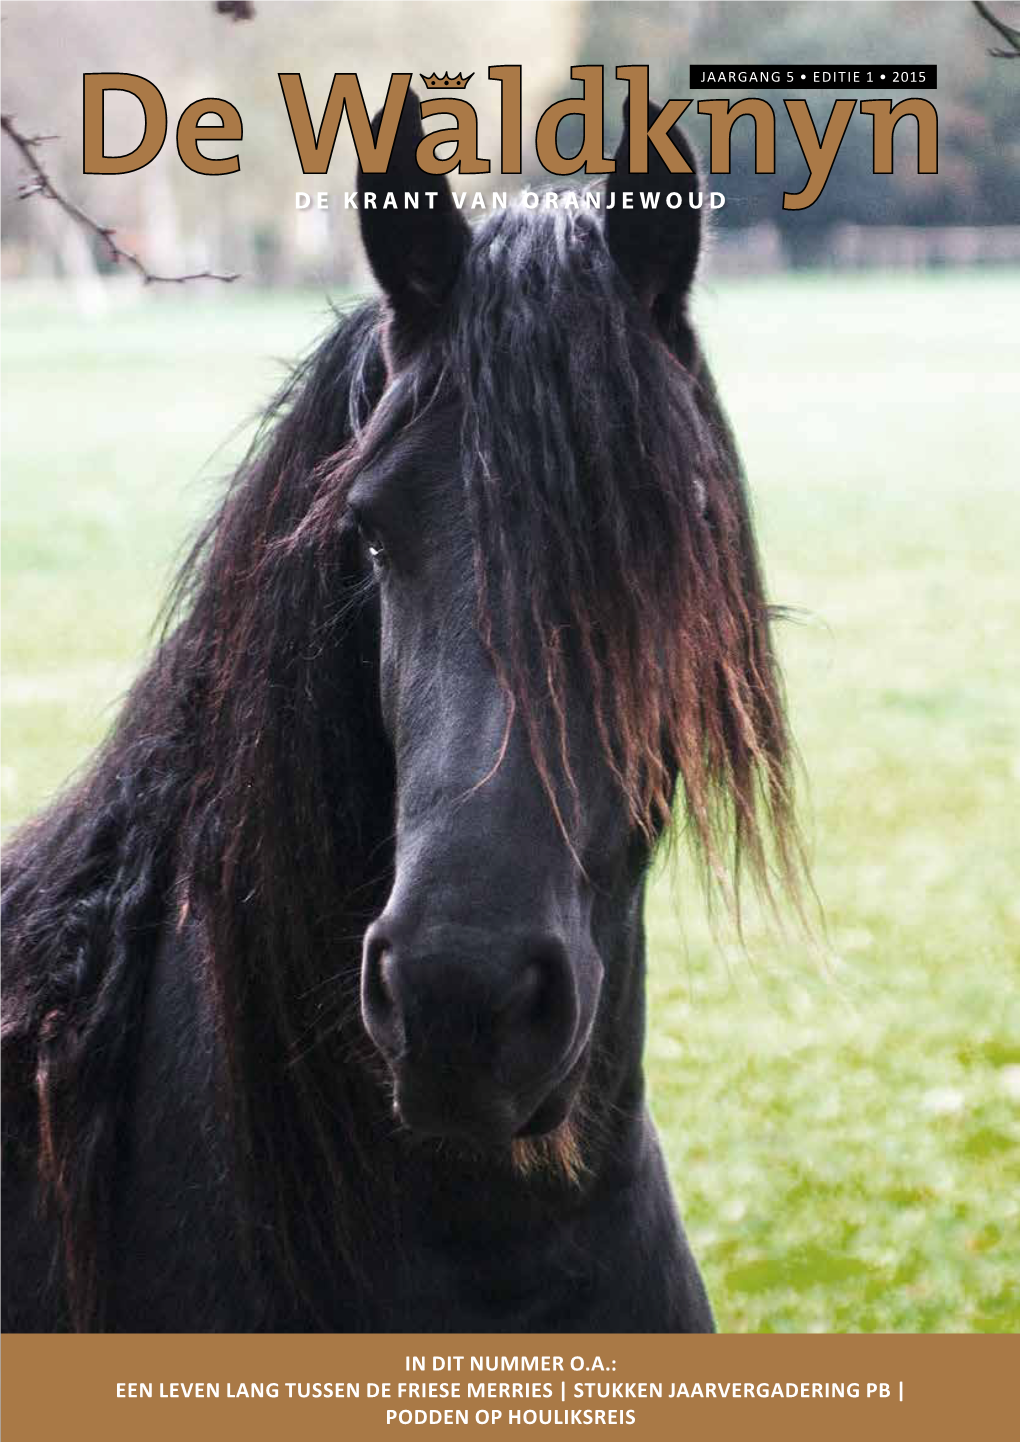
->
[689,65,937,89]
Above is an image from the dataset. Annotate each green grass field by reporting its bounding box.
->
[3,273,1018,1332]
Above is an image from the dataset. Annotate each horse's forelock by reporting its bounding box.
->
[420,201,804,910]
[308,200,804,908]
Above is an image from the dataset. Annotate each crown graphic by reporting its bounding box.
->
[420,72,474,90]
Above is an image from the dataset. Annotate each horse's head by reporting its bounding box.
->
[342,93,794,1154]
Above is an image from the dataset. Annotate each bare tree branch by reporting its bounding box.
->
[973,2,1020,58]
[214,2,256,20]
[1,114,240,285]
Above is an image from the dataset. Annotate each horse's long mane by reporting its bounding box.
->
[2,200,800,1330]
[2,303,393,1327]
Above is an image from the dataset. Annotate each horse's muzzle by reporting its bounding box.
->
[360,919,587,1143]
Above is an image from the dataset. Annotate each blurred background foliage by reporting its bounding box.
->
[580,1,1020,258]
[2,2,1018,1332]
[2,0,1019,284]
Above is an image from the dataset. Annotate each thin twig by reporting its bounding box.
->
[1,113,240,285]
[973,1,1020,57]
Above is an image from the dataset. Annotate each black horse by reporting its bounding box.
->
[2,96,799,1331]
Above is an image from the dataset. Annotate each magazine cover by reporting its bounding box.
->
[2,0,1017,1436]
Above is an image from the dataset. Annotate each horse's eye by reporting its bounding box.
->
[349,507,388,570]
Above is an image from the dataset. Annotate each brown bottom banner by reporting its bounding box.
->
[2,1334,1014,1442]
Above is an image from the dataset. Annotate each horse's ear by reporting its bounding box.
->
[605,98,702,338]
[358,89,470,339]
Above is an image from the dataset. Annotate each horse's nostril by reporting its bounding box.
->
[499,942,575,1046]
[367,950,389,1009]
[528,940,576,1042]
[361,930,401,1057]
[499,960,544,1025]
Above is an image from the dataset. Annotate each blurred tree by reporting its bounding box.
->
[576,1,1020,263]
[0,0,583,287]
[1,2,1015,284]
